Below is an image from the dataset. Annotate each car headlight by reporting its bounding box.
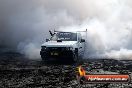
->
[70,47,73,50]
[41,46,47,50]
[66,47,73,50]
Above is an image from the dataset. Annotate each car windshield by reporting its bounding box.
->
[50,32,77,41]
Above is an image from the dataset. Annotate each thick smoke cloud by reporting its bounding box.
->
[1,0,132,59]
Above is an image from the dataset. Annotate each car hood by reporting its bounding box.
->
[42,41,77,47]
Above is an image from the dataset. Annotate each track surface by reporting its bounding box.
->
[0,51,132,88]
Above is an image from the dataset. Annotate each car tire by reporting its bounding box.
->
[73,53,78,62]
[41,55,48,62]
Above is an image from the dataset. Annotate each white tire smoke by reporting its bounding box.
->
[1,0,132,59]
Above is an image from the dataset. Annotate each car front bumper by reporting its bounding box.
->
[40,49,74,59]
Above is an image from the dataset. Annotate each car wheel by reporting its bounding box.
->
[73,53,78,62]
[41,55,47,61]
